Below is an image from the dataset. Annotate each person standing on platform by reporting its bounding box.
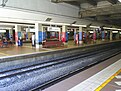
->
[18,37,23,46]
[75,33,79,45]
[32,33,35,47]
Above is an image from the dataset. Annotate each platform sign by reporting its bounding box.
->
[48,27,60,32]
[29,29,35,32]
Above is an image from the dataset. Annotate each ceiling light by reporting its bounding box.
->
[112,31,118,33]
[119,0,121,2]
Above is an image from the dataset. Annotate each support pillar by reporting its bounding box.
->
[9,28,13,41]
[25,27,29,41]
[83,31,87,44]
[79,26,83,45]
[102,30,105,41]
[15,25,22,46]
[35,23,43,48]
[62,25,68,44]
[117,31,120,40]
[43,27,46,42]
[59,31,61,41]
[93,29,96,43]
[110,30,113,41]
[74,28,77,43]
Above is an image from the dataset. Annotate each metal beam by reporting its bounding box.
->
[97,14,121,21]
[1,0,8,7]
[107,0,118,4]
[51,0,79,3]
[79,4,121,18]
[51,0,97,6]
[86,0,97,6]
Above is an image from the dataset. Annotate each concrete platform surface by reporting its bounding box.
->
[0,40,119,57]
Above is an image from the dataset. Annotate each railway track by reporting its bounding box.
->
[0,45,111,78]
[0,42,121,91]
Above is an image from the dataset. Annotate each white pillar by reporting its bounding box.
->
[15,25,22,46]
[119,31,121,39]
[117,31,120,40]
[79,26,83,45]
[35,23,43,48]
[62,25,67,44]
[74,28,77,43]
[102,30,105,41]
[110,30,113,41]
[9,28,13,40]
[93,29,96,43]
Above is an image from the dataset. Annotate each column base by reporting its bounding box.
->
[16,42,18,46]
[102,39,105,41]
[36,44,42,49]
[63,42,68,47]
[79,41,83,45]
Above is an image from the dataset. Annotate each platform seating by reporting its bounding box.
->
[0,41,3,47]
[0,41,14,48]
[42,41,64,48]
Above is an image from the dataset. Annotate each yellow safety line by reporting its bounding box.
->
[95,69,121,91]
[22,46,32,48]
[0,52,10,56]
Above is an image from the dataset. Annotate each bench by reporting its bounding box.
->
[0,41,14,48]
[0,41,3,47]
[42,41,64,48]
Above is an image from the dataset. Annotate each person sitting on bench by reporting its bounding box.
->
[3,38,8,47]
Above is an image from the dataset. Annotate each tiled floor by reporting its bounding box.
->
[0,46,48,57]
[0,40,119,57]
[102,72,121,91]
[68,59,121,91]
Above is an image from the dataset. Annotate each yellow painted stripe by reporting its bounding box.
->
[95,69,121,91]
[23,46,32,48]
[0,52,10,56]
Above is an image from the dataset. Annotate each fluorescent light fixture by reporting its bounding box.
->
[89,31,94,33]
[103,27,121,30]
[119,0,121,2]
[90,26,100,28]
[0,30,6,33]
[112,31,118,33]
[71,24,86,27]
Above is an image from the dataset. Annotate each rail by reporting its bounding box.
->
[0,41,121,91]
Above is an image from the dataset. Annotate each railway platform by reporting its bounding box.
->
[0,40,118,57]
[0,40,121,91]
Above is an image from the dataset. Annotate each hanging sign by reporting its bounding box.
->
[48,27,60,32]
